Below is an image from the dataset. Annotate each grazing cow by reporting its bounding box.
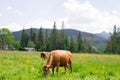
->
[43,50,72,76]
[40,51,47,60]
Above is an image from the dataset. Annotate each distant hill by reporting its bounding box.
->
[95,31,110,40]
[12,28,109,51]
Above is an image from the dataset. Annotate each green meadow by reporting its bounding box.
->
[0,51,120,80]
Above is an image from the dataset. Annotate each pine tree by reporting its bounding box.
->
[70,36,75,52]
[36,27,44,51]
[29,27,34,41]
[44,29,49,51]
[77,32,84,52]
[29,27,36,47]
[20,28,29,49]
[116,27,120,53]
[64,34,69,50]
[105,25,120,54]
[49,22,58,50]
[58,21,65,49]
[112,25,117,53]
[32,32,37,45]
[61,21,65,49]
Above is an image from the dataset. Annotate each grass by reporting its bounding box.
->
[0,51,120,80]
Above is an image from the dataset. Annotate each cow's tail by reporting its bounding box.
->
[67,51,72,73]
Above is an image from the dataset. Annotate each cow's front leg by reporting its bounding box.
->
[52,66,55,75]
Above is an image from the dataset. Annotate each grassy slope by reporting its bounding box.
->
[0,51,120,80]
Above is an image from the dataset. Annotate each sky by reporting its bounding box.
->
[0,0,120,33]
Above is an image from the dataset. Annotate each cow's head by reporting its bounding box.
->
[43,65,51,76]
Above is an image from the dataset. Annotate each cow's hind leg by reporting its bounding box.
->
[64,66,67,74]
[56,64,59,75]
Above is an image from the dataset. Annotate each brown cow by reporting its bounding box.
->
[40,51,47,60]
[43,50,72,76]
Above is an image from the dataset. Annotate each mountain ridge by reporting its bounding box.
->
[12,28,109,51]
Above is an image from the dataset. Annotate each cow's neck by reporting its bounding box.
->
[46,54,53,67]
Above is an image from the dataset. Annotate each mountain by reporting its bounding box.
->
[64,29,109,51]
[12,28,109,51]
[95,31,110,40]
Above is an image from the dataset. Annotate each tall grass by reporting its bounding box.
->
[0,51,120,80]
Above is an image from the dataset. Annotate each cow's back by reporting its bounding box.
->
[50,50,71,66]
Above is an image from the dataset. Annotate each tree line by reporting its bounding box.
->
[20,22,95,53]
[105,25,120,54]
[1,23,119,54]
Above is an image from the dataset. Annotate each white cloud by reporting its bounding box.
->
[0,13,2,17]
[7,6,13,10]
[112,10,117,15]
[24,18,68,30]
[7,6,23,16]
[63,0,120,33]
[1,23,23,32]
[1,18,68,32]
[2,0,120,33]
[24,19,54,29]
[14,10,23,15]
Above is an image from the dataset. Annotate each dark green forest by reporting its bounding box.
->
[0,23,120,54]
[19,22,87,53]
[18,23,120,54]
[105,25,120,54]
